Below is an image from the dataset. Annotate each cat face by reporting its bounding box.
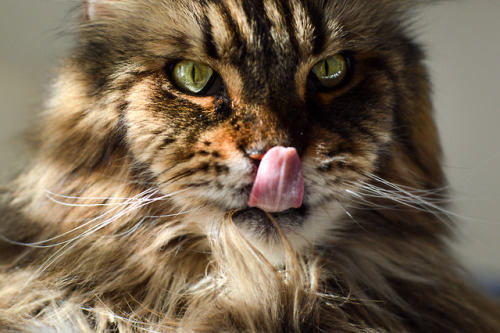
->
[75,0,441,250]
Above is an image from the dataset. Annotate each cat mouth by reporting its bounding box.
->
[231,205,308,230]
[231,147,307,230]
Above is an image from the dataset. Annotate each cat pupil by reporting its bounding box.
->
[191,65,197,83]
[324,60,329,76]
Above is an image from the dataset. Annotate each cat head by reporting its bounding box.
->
[43,0,444,253]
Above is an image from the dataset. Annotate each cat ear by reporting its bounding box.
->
[83,0,114,21]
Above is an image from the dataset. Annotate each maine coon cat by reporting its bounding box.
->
[1,0,499,331]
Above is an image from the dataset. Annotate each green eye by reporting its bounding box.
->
[171,60,215,94]
[311,54,349,89]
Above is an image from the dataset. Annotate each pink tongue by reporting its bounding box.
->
[247,146,304,213]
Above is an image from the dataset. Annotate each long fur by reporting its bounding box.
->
[1,0,500,332]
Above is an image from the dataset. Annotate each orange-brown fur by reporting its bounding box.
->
[1,0,500,331]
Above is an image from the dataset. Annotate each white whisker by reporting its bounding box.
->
[45,188,158,205]
[9,190,159,248]
[18,185,197,290]
[342,172,500,225]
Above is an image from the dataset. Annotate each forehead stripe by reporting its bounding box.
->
[241,0,274,51]
[304,1,327,55]
[213,1,247,56]
[199,11,220,59]
[275,0,301,54]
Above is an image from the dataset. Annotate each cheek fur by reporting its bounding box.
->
[125,78,255,209]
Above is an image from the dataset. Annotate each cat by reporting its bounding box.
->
[1,0,499,331]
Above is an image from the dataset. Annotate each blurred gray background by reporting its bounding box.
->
[1,1,499,283]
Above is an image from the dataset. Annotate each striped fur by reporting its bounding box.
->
[1,0,500,331]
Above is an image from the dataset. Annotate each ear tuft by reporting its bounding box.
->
[84,0,114,21]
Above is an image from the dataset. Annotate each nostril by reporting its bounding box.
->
[249,153,265,161]
[248,154,263,170]
[246,150,266,170]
